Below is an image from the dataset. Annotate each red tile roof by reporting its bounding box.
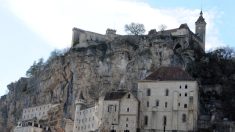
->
[144,67,194,81]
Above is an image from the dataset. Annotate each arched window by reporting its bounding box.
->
[147,89,151,96]
[165,89,169,96]
[185,85,188,89]
[182,114,186,122]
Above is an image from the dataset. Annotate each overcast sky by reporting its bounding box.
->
[0,0,235,96]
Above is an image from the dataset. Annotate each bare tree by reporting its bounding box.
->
[158,24,167,31]
[125,22,145,35]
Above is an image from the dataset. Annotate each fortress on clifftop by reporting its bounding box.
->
[72,11,206,51]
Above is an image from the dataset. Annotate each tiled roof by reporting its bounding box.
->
[196,15,206,24]
[196,11,206,24]
[144,67,194,81]
[104,90,127,100]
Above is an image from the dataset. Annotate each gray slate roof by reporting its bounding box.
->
[104,90,127,100]
[144,67,194,81]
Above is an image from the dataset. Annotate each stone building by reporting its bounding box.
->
[73,97,100,132]
[100,90,139,132]
[73,90,139,132]
[72,11,206,52]
[14,103,59,132]
[138,67,199,132]
[14,121,43,132]
[21,104,52,121]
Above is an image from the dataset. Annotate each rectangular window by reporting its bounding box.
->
[147,101,149,107]
[165,102,167,108]
[182,114,186,122]
[184,104,187,108]
[165,89,169,96]
[163,116,167,126]
[144,116,148,125]
[147,89,151,96]
[108,105,113,112]
[156,100,159,106]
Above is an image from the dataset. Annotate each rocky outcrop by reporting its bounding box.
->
[0,32,200,131]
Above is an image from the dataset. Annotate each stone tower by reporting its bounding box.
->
[75,92,86,111]
[195,11,206,50]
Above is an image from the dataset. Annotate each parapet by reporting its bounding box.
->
[75,99,86,105]
[72,27,117,48]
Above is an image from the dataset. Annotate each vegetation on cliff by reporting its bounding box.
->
[187,47,235,120]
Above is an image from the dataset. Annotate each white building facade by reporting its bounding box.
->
[73,99,100,132]
[14,126,43,132]
[22,104,52,121]
[73,91,139,132]
[138,67,199,132]
[100,91,139,132]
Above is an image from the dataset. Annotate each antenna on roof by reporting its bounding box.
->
[200,0,203,12]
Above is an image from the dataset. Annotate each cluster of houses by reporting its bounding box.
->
[14,67,199,132]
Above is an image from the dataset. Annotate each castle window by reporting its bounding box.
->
[147,101,149,107]
[180,85,181,89]
[182,114,186,122]
[163,116,167,126]
[185,93,187,97]
[127,94,131,98]
[156,100,159,106]
[184,104,187,108]
[147,89,151,96]
[189,96,193,103]
[165,102,168,108]
[165,89,169,96]
[126,118,129,121]
[108,105,113,112]
[144,116,148,125]
[126,124,128,127]
[179,93,181,96]
[127,108,130,112]
[178,103,180,106]
[185,85,188,89]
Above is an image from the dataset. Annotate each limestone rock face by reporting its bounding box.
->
[0,34,199,131]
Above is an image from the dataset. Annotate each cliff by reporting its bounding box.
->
[0,27,203,131]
